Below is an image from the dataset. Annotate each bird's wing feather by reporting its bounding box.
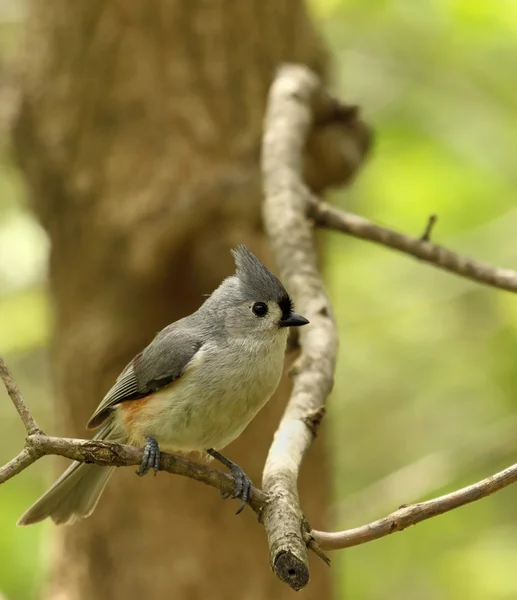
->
[87,323,203,429]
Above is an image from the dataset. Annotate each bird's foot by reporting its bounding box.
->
[136,437,161,477]
[227,463,253,515]
[207,449,253,515]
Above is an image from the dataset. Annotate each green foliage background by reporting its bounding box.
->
[2,1,517,598]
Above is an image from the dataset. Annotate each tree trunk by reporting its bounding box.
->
[13,2,331,599]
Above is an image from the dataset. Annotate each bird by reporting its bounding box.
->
[18,245,309,526]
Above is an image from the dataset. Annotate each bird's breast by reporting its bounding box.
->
[119,334,287,452]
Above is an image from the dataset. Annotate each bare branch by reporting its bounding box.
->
[0,447,41,484]
[3,359,517,575]
[5,62,517,592]
[0,353,268,513]
[0,441,268,515]
[332,413,517,523]
[260,64,348,589]
[310,199,517,294]
[29,435,270,512]
[311,459,517,550]
[0,355,42,435]
[5,368,517,559]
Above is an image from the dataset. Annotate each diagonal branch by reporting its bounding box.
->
[0,447,42,484]
[310,199,517,294]
[0,355,42,435]
[311,459,517,550]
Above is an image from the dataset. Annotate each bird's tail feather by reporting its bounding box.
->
[18,421,117,526]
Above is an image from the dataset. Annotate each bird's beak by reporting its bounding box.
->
[279,311,310,328]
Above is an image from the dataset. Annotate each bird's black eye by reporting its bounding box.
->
[252,302,268,317]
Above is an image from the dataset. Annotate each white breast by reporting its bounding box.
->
[118,331,288,452]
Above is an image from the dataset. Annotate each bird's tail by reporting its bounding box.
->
[18,422,118,526]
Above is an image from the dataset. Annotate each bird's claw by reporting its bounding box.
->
[206,449,253,514]
[229,465,253,515]
[136,437,161,477]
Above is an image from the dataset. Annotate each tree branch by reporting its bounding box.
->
[0,354,269,506]
[5,63,517,592]
[309,199,517,294]
[332,413,517,524]
[311,459,517,550]
[0,355,42,435]
[5,361,517,556]
[4,353,517,575]
[0,447,42,484]
[24,435,271,510]
[260,65,346,590]
[258,62,517,584]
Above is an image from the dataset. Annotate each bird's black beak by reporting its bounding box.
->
[279,311,310,328]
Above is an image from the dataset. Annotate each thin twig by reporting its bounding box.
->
[420,214,437,242]
[309,199,517,293]
[261,65,341,590]
[331,413,517,523]
[311,459,517,550]
[0,355,42,435]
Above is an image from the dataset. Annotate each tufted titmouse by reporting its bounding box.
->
[18,245,309,526]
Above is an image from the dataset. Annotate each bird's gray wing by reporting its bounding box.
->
[87,323,203,429]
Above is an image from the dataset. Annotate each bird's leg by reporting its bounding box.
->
[207,448,253,515]
[136,436,161,476]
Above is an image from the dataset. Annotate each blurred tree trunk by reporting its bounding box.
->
[13,2,331,599]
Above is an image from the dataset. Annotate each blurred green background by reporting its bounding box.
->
[2,0,517,598]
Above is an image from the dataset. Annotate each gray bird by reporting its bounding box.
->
[18,245,309,526]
